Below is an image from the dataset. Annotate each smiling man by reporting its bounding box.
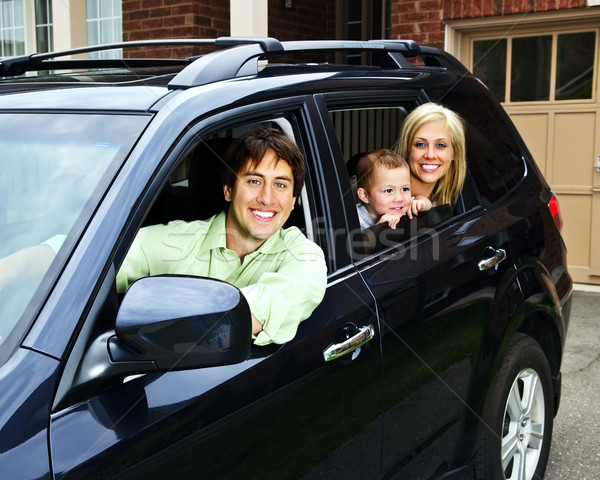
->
[116,128,327,345]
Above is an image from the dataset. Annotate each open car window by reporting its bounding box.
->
[143,116,312,240]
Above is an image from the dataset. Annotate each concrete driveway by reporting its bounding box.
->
[545,285,600,479]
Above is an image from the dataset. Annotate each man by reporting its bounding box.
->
[117,128,327,345]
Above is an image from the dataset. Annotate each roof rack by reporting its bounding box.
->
[168,38,469,89]
[0,38,283,77]
[0,37,468,87]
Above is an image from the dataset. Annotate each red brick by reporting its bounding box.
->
[128,30,151,41]
[492,0,503,15]
[420,0,443,11]
[141,18,164,29]
[149,6,170,17]
[451,1,463,18]
[128,10,149,21]
[141,0,165,8]
[172,4,195,15]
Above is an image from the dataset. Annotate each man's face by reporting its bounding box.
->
[224,149,297,251]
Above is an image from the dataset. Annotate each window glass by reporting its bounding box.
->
[510,36,552,102]
[0,113,149,355]
[473,39,506,102]
[429,91,525,206]
[86,0,122,59]
[0,0,25,57]
[472,30,597,103]
[35,0,53,52]
[556,31,596,100]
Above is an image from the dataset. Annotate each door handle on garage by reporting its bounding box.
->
[478,247,506,271]
[323,324,375,362]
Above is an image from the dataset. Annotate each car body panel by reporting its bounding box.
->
[0,39,573,480]
[0,348,57,480]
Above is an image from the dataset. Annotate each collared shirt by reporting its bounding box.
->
[356,202,376,230]
[116,211,327,345]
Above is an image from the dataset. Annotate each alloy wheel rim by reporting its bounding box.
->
[501,368,545,480]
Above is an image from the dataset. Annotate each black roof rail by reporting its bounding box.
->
[0,36,469,86]
[0,38,284,77]
[169,38,469,89]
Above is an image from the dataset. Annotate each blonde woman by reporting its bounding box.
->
[395,102,467,210]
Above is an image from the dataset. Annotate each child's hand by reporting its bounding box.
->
[378,213,402,229]
[407,196,433,218]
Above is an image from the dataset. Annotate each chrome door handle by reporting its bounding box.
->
[478,247,507,271]
[323,324,375,362]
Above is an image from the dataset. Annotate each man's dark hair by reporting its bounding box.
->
[223,127,305,197]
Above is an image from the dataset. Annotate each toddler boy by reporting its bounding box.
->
[356,149,431,229]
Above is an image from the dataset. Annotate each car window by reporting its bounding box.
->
[427,90,526,207]
[0,113,150,359]
[143,116,311,238]
[327,103,456,257]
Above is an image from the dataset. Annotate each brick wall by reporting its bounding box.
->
[390,0,587,49]
[268,0,336,41]
[122,0,335,58]
[122,0,230,57]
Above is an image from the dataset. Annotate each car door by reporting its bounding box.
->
[47,100,386,479]
[320,91,525,479]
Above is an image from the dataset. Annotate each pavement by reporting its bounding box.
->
[544,283,600,479]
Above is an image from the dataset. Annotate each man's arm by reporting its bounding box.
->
[241,234,327,345]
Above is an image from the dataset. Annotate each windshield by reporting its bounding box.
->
[0,113,150,352]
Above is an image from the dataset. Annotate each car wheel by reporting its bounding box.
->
[476,334,553,480]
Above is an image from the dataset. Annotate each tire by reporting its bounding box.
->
[476,334,554,480]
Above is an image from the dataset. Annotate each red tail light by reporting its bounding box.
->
[548,194,563,232]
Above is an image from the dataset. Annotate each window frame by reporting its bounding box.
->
[469,26,599,105]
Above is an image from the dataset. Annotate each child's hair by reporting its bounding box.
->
[356,149,408,193]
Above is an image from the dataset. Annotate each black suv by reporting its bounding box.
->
[0,39,572,480]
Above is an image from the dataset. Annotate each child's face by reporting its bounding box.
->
[359,165,412,219]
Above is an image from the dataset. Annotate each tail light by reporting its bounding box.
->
[548,194,563,232]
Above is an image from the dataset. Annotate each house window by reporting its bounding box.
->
[337,0,388,64]
[473,30,597,103]
[0,0,54,57]
[35,0,52,52]
[0,0,25,57]
[86,0,122,58]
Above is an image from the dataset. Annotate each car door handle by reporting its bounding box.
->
[478,247,507,271]
[323,324,375,362]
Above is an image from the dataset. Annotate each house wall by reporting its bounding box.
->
[390,0,587,48]
[121,0,230,57]
[268,0,336,41]
[121,0,335,57]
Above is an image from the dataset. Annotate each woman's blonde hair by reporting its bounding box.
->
[395,103,466,206]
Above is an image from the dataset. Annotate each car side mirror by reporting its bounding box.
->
[61,275,252,410]
[113,275,252,370]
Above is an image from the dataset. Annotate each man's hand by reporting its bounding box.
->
[251,314,263,335]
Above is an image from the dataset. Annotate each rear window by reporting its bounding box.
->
[428,90,526,206]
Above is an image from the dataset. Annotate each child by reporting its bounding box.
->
[355,149,431,229]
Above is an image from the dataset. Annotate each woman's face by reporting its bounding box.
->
[408,120,454,193]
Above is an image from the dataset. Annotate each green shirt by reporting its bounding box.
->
[116,212,327,346]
